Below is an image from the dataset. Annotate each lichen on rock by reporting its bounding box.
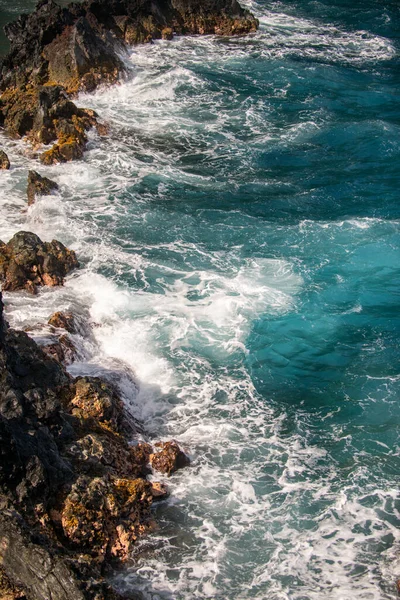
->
[0,289,189,597]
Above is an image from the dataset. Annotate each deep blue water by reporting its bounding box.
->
[0,0,399,598]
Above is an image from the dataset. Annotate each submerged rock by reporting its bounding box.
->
[0,149,10,170]
[27,170,59,205]
[0,231,79,293]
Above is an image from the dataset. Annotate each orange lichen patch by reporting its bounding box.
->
[68,377,123,426]
[60,475,155,561]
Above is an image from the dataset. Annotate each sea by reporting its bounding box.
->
[0,0,399,598]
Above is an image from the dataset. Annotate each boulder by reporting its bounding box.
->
[0,231,79,293]
[149,440,190,475]
[27,170,59,205]
[0,150,10,170]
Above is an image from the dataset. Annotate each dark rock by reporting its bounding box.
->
[0,565,27,599]
[0,149,10,169]
[27,170,59,205]
[149,440,190,475]
[0,231,79,293]
[0,511,86,600]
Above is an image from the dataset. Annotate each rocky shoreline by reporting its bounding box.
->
[0,0,258,165]
[0,232,193,600]
[0,0,259,598]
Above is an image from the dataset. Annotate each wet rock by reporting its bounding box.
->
[0,149,10,170]
[149,440,190,475]
[150,481,169,499]
[0,291,171,597]
[66,433,151,479]
[27,170,59,205]
[48,310,78,333]
[161,27,174,40]
[0,231,79,293]
[0,511,86,600]
[41,333,77,365]
[0,565,27,599]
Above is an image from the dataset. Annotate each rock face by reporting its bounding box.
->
[0,231,79,293]
[0,0,258,163]
[27,170,59,205]
[0,149,10,169]
[0,292,189,598]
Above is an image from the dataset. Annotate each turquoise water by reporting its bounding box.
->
[0,0,399,598]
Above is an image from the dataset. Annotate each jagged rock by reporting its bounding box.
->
[41,333,77,365]
[48,310,78,333]
[0,565,26,599]
[43,15,123,93]
[0,231,79,293]
[66,433,151,479]
[149,440,190,475]
[64,376,124,430]
[0,149,10,170]
[0,511,86,600]
[27,170,59,205]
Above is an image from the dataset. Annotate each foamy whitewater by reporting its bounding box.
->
[0,0,399,597]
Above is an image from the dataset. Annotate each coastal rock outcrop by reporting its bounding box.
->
[27,170,59,205]
[0,291,189,598]
[150,440,191,475]
[48,310,79,333]
[0,149,10,169]
[0,231,79,293]
[0,0,258,162]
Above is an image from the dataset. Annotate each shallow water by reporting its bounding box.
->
[0,0,399,598]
